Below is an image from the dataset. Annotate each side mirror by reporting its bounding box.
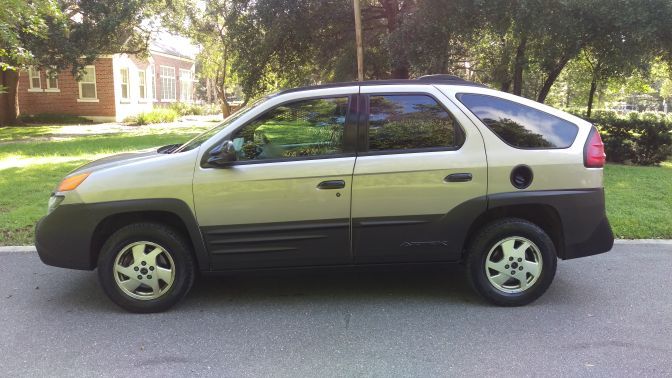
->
[207,140,237,166]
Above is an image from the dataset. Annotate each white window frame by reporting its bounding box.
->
[138,70,147,100]
[28,67,42,92]
[179,69,193,102]
[160,66,176,102]
[120,67,130,102]
[148,65,156,101]
[45,68,59,92]
[77,65,99,102]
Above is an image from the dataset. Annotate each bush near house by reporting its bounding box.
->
[575,111,672,166]
[168,102,221,116]
[125,108,179,125]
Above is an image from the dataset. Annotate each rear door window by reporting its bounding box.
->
[457,94,578,149]
[367,95,465,152]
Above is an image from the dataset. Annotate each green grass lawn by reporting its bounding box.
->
[604,162,672,239]
[0,124,211,245]
[0,124,670,245]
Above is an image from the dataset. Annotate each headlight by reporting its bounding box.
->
[47,195,65,214]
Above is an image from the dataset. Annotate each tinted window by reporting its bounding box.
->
[231,97,348,161]
[458,94,578,148]
[368,95,464,151]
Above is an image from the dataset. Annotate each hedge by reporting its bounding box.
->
[575,111,672,166]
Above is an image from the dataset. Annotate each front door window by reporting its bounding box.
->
[231,97,350,161]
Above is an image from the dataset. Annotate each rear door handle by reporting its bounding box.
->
[317,180,346,190]
[445,173,473,183]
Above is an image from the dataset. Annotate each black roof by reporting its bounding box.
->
[276,75,487,95]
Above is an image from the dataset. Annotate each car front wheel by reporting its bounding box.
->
[466,218,557,306]
[97,223,195,313]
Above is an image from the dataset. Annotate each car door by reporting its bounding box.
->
[193,90,358,270]
[352,85,488,263]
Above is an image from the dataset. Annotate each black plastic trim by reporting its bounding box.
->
[203,219,351,270]
[35,199,209,271]
[488,188,614,259]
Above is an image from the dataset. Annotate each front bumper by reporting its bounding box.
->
[35,204,97,270]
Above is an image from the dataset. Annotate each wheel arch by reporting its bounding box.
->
[463,203,565,259]
[87,199,209,271]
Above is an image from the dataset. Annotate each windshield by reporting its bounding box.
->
[174,97,270,153]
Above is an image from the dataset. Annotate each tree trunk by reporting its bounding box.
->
[512,34,527,96]
[586,77,597,118]
[390,66,409,79]
[380,0,410,80]
[537,58,570,103]
[215,80,231,117]
[0,70,20,126]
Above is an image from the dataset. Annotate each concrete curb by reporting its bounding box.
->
[0,246,37,253]
[1,239,671,253]
[614,239,672,245]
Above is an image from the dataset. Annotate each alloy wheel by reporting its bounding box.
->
[113,241,176,300]
[485,236,543,294]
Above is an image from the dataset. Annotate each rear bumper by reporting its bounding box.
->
[488,188,614,260]
[562,216,614,259]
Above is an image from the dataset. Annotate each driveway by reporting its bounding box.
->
[1,243,670,377]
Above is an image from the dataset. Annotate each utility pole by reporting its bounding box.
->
[353,0,364,81]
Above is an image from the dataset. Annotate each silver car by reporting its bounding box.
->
[35,75,614,312]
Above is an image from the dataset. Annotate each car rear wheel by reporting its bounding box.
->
[466,218,557,306]
[97,223,195,313]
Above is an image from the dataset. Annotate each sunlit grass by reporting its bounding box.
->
[0,124,211,245]
[604,164,672,239]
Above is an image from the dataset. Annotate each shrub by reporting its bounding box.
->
[168,102,221,116]
[125,108,179,125]
[577,111,672,166]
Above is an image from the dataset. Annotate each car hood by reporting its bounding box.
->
[69,147,163,176]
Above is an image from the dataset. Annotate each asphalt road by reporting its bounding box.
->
[1,243,671,377]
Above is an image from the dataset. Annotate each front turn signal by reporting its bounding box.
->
[57,172,90,192]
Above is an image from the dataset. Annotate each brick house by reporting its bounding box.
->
[17,40,196,122]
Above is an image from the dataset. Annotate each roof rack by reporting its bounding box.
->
[416,74,469,82]
[276,75,485,95]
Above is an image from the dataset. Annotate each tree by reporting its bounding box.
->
[0,0,163,125]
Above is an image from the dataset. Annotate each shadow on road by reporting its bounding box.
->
[186,264,482,308]
[44,263,483,313]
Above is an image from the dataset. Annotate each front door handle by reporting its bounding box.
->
[445,173,473,183]
[317,180,346,190]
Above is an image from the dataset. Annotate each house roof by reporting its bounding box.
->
[149,32,198,61]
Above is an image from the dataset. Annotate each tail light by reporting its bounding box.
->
[584,127,605,168]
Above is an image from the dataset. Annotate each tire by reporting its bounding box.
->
[465,218,557,306]
[97,222,195,313]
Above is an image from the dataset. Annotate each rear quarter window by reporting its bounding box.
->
[457,93,578,149]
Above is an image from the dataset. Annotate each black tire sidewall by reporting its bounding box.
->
[97,223,195,313]
[467,219,557,306]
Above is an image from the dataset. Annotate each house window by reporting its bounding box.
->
[120,68,129,101]
[138,71,146,100]
[160,66,176,101]
[45,69,59,91]
[179,69,193,102]
[28,67,41,90]
[78,66,98,101]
